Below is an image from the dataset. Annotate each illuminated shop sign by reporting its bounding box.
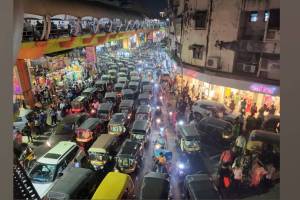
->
[249,84,277,95]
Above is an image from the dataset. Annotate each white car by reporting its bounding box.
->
[192,100,238,124]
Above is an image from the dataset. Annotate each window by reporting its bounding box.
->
[264,11,270,22]
[192,46,204,59]
[250,11,258,22]
[194,10,207,28]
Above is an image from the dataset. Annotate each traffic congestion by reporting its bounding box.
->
[13,40,280,200]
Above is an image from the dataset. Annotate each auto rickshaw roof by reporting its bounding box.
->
[95,79,106,85]
[91,172,131,200]
[118,139,141,156]
[105,92,117,98]
[110,113,126,124]
[122,89,134,95]
[47,168,94,199]
[62,113,85,124]
[130,76,140,81]
[138,93,150,99]
[114,83,125,88]
[129,81,139,87]
[249,130,280,145]
[177,124,201,140]
[140,172,170,200]
[118,77,128,81]
[99,103,113,111]
[72,95,86,102]
[132,120,148,131]
[82,87,97,94]
[143,84,152,90]
[137,105,151,113]
[79,118,101,130]
[88,134,116,153]
[185,173,219,200]
[120,100,134,108]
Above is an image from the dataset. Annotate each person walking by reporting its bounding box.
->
[15,130,23,144]
[50,107,57,126]
[240,99,247,115]
[268,104,276,115]
[250,103,257,116]
[234,134,247,156]
[22,123,33,143]
[232,161,243,196]
[229,100,235,113]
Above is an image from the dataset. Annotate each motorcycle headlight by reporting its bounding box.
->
[46,141,51,147]
[178,120,184,126]
[155,144,161,149]
[156,118,161,124]
[177,163,185,169]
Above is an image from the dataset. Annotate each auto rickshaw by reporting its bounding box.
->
[139,172,170,200]
[104,92,118,109]
[128,81,140,98]
[108,113,128,137]
[95,79,107,94]
[130,70,139,78]
[82,87,97,101]
[136,105,152,122]
[108,69,117,82]
[122,89,135,100]
[71,96,88,113]
[91,172,135,200]
[130,120,151,146]
[119,100,135,121]
[119,67,129,75]
[101,74,111,82]
[76,118,102,149]
[115,139,143,174]
[97,103,114,124]
[142,84,153,97]
[176,123,201,154]
[130,76,140,83]
[88,134,119,170]
[118,77,129,86]
[114,83,126,98]
[138,93,151,106]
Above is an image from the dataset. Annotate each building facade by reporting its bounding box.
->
[168,0,280,115]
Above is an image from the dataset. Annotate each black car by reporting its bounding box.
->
[46,113,89,148]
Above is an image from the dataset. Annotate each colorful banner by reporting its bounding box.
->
[13,66,22,95]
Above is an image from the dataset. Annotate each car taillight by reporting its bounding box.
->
[82,131,91,139]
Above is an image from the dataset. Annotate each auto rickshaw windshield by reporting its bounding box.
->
[89,152,107,161]
[183,139,200,148]
[118,157,134,167]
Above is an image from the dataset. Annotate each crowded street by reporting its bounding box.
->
[12,1,280,199]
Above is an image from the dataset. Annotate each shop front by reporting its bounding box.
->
[177,68,280,116]
[129,34,137,49]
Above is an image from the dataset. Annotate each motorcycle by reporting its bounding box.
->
[175,154,190,178]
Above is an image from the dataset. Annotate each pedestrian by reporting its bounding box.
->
[34,114,41,135]
[15,130,23,144]
[234,134,246,156]
[240,99,247,115]
[232,118,241,138]
[50,107,57,126]
[246,114,257,134]
[250,103,257,116]
[232,161,243,196]
[250,160,267,192]
[268,104,276,115]
[22,123,33,143]
[229,100,235,113]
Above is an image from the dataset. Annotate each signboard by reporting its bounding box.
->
[13,66,22,95]
[249,83,277,95]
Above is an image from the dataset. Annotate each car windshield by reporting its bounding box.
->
[89,152,107,161]
[136,114,148,120]
[132,133,145,140]
[110,125,123,132]
[118,157,134,167]
[184,140,200,148]
[29,163,56,183]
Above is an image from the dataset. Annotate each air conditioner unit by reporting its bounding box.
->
[266,29,280,41]
[207,57,220,69]
[242,64,256,73]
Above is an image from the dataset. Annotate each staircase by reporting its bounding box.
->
[13,157,40,200]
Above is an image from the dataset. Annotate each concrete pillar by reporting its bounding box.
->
[16,59,35,108]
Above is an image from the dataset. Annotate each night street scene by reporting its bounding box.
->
[13,0,280,199]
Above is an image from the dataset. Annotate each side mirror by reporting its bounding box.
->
[58,172,63,177]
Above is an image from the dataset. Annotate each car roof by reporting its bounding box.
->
[88,134,116,153]
[200,117,233,129]
[122,89,134,94]
[47,168,94,198]
[137,105,151,113]
[118,139,140,156]
[185,173,219,199]
[38,141,77,165]
[138,93,150,99]
[91,172,131,200]
[105,92,117,98]
[132,120,148,131]
[79,118,101,130]
[99,103,113,111]
[140,172,170,199]
[177,124,200,139]
[120,100,134,107]
[129,81,139,86]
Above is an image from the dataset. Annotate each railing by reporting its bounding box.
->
[22,17,167,42]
